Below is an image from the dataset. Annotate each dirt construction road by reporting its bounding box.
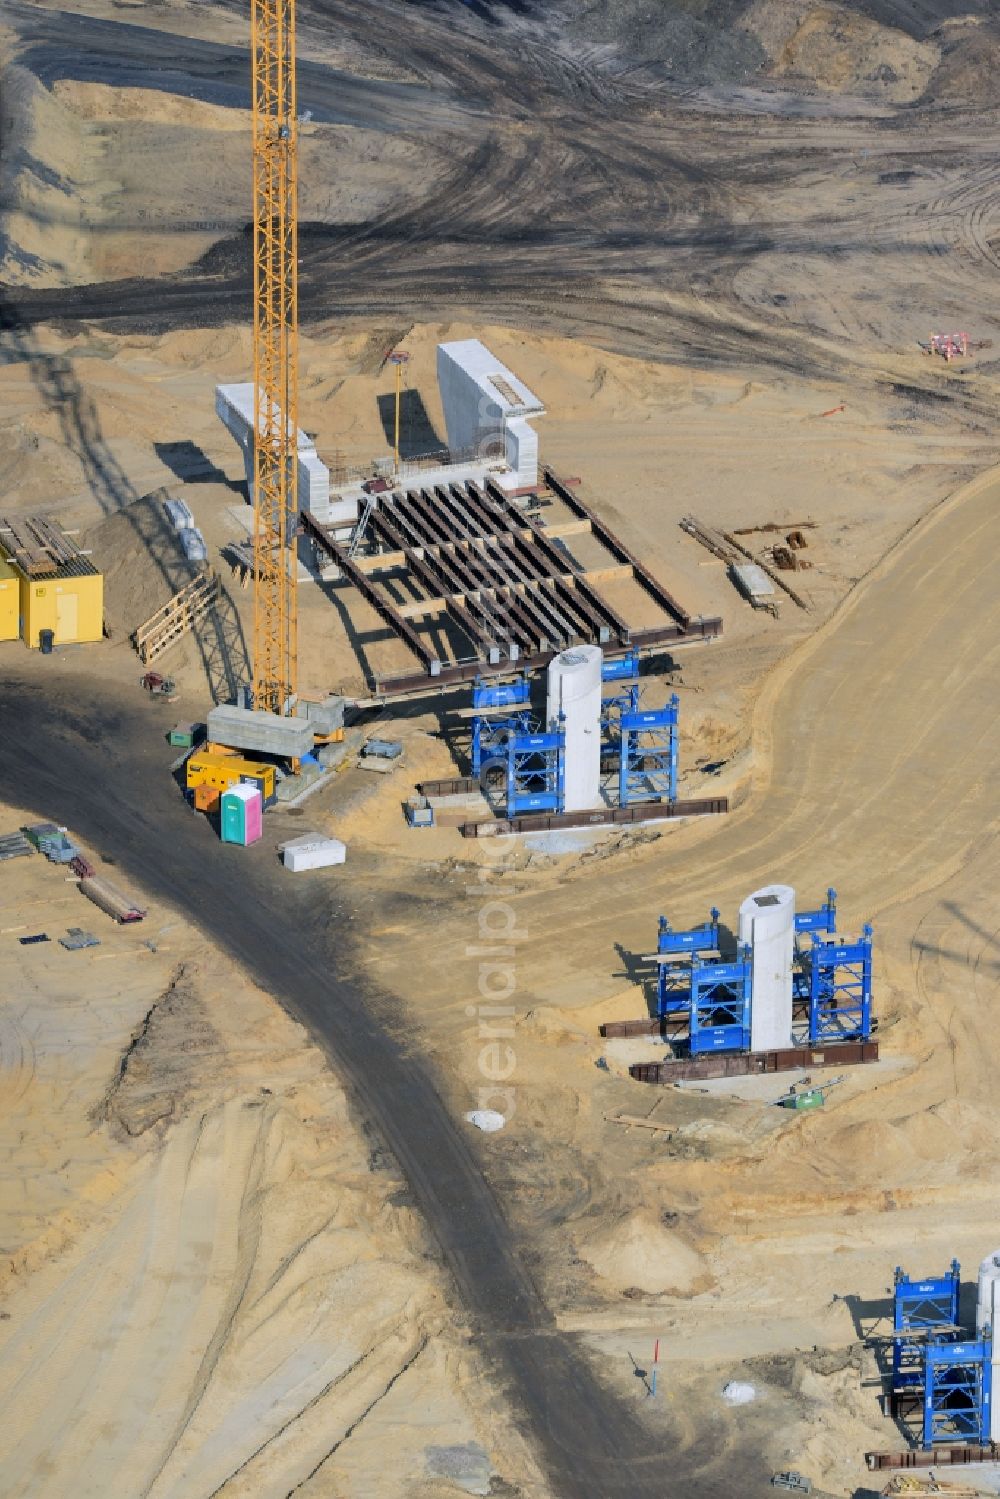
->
[0,462,995,1496]
[6,0,1000,412]
[555,460,1000,964]
[381,459,1000,1025]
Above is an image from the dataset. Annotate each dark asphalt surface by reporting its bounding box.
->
[0,665,762,1495]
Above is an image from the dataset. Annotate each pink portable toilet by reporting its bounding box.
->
[241,784,263,845]
[220,782,263,846]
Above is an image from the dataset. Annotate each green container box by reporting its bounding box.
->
[781,1089,825,1111]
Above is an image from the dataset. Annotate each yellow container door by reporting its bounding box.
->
[0,581,17,641]
[55,589,78,643]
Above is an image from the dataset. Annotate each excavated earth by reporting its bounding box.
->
[1,1,999,1496]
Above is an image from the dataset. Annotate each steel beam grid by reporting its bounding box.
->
[485,579,552,654]
[251,0,298,713]
[482,479,631,644]
[478,529,594,644]
[807,924,873,1043]
[447,483,497,537]
[372,496,606,657]
[459,537,552,647]
[304,472,722,694]
[689,950,752,1054]
[421,548,510,653]
[368,506,502,657]
[543,469,695,629]
[505,729,565,815]
[301,512,440,674]
[923,1339,992,1448]
[619,696,679,806]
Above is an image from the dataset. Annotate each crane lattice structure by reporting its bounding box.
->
[251,0,298,714]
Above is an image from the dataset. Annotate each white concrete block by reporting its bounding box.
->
[547,645,603,812]
[215,382,331,514]
[436,340,544,489]
[282,835,346,871]
[739,885,796,1053]
[208,703,315,758]
[164,497,195,531]
[298,449,330,513]
[179,527,208,562]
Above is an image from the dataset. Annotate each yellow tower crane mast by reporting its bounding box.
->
[251,0,298,714]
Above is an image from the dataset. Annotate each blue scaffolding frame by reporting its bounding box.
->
[470,676,532,777]
[689,950,752,1054]
[602,650,640,682]
[472,710,534,777]
[619,696,679,807]
[473,675,531,711]
[601,684,641,776]
[602,682,641,730]
[641,887,872,1054]
[655,908,721,1018]
[892,1261,961,1394]
[795,888,837,935]
[505,729,565,815]
[807,924,873,1044]
[601,651,640,766]
[923,1338,992,1447]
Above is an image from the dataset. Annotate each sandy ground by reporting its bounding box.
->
[1,310,998,1497]
[1,68,445,286]
[2,0,1000,1493]
[353,462,1000,1496]
[3,313,997,712]
[0,801,539,1498]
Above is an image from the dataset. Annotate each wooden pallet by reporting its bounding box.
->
[133,571,220,664]
[0,514,80,576]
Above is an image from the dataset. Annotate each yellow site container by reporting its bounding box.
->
[0,558,18,641]
[17,566,103,648]
[185,751,276,808]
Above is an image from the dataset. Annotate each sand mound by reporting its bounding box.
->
[923,18,1000,108]
[0,65,97,286]
[53,81,250,130]
[579,1211,712,1296]
[570,0,942,97]
[85,490,202,641]
[741,0,940,100]
[569,0,769,86]
[2,71,447,287]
